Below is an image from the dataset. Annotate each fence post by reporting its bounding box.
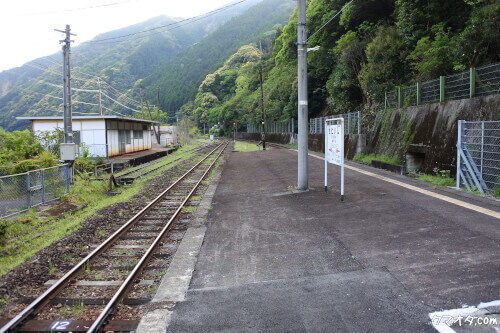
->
[469,67,476,98]
[26,172,31,209]
[439,76,445,102]
[397,87,402,108]
[456,120,463,188]
[480,122,484,175]
[357,111,361,134]
[41,169,45,204]
[111,162,114,174]
[64,165,70,193]
[416,82,421,105]
[347,113,351,134]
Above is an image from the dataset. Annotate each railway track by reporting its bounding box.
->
[115,143,212,184]
[0,141,228,332]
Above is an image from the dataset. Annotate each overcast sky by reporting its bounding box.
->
[0,0,235,72]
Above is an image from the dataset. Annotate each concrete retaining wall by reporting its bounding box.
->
[366,94,500,173]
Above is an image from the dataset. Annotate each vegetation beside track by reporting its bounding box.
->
[233,141,258,152]
[0,142,206,276]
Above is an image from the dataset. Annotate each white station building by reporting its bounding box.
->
[17,116,157,158]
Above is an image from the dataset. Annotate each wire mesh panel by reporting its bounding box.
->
[386,90,398,108]
[458,121,500,194]
[0,164,70,218]
[310,111,361,135]
[445,71,470,100]
[402,84,417,107]
[420,78,441,104]
[475,63,500,97]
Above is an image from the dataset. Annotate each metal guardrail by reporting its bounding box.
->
[457,120,500,194]
[309,111,361,134]
[0,164,71,218]
[386,63,500,108]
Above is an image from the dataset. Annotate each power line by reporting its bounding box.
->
[88,0,249,44]
[101,92,141,113]
[306,0,355,42]
[21,0,140,16]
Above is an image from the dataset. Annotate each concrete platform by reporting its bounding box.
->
[142,147,499,332]
[109,146,176,167]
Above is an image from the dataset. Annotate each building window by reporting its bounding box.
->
[133,130,143,139]
[125,130,131,144]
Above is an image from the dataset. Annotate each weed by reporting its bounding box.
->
[71,299,84,315]
[417,169,455,187]
[48,260,56,275]
[94,272,102,281]
[233,141,258,152]
[353,153,399,165]
[96,229,106,238]
[182,206,196,213]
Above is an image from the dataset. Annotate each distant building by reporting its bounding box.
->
[17,116,157,158]
[152,125,178,146]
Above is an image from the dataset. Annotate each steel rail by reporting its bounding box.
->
[0,142,224,333]
[116,144,211,179]
[88,141,228,332]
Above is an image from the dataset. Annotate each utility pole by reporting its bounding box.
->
[139,85,145,119]
[297,0,309,190]
[156,86,161,140]
[55,24,76,144]
[259,41,266,150]
[97,77,103,116]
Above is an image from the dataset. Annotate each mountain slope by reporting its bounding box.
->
[142,0,294,115]
[0,0,263,130]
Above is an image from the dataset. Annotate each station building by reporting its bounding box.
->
[17,116,157,158]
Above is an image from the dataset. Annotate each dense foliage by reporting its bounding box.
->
[181,0,499,134]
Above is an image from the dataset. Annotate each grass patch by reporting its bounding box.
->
[233,141,258,152]
[352,152,399,165]
[417,174,455,187]
[181,206,196,213]
[494,187,500,198]
[0,146,201,276]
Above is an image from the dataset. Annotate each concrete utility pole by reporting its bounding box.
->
[97,77,103,116]
[139,84,145,119]
[56,24,76,144]
[297,0,309,190]
[259,41,266,150]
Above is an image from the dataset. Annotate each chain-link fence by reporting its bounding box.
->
[309,111,361,134]
[386,62,500,108]
[0,164,70,218]
[246,119,295,134]
[457,120,500,194]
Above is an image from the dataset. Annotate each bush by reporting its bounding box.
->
[0,220,7,240]
[10,152,58,174]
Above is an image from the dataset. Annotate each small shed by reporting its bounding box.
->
[17,116,157,158]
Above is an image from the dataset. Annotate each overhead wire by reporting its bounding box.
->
[88,0,249,44]
[306,0,355,43]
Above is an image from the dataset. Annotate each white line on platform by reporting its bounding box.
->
[289,149,499,219]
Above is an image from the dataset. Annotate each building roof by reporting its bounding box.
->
[16,115,158,124]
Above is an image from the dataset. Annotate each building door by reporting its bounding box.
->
[118,130,126,154]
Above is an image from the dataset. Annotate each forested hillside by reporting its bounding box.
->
[0,0,263,130]
[142,0,294,115]
[184,0,499,135]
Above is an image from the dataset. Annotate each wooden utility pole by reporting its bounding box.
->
[156,87,161,140]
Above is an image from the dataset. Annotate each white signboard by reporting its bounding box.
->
[324,118,345,201]
[326,123,344,166]
[210,134,214,141]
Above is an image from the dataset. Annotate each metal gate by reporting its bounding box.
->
[456,120,500,194]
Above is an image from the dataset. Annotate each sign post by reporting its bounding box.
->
[324,118,345,201]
